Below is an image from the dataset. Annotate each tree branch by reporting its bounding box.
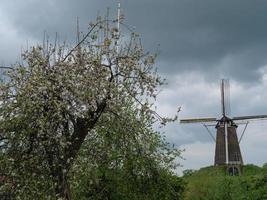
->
[66,99,107,168]
[0,66,14,70]
[122,83,165,122]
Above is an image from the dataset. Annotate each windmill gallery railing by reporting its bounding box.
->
[180,79,267,176]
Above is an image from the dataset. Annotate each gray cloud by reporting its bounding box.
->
[2,0,267,82]
[122,0,267,82]
[1,0,267,170]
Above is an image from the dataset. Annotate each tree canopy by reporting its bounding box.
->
[0,16,183,199]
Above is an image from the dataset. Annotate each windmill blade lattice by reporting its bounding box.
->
[224,79,231,116]
[221,79,231,116]
[180,117,217,124]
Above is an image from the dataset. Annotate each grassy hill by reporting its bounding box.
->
[183,164,267,200]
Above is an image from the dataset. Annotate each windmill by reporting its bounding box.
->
[180,79,267,175]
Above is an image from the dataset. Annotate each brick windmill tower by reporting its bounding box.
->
[180,79,267,175]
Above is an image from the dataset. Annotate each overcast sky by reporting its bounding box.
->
[1,0,267,175]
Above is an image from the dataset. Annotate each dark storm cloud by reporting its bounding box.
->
[2,0,267,81]
[0,0,112,40]
[122,0,267,82]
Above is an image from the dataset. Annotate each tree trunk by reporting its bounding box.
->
[54,170,72,200]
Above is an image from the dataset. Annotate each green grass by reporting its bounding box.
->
[183,164,267,200]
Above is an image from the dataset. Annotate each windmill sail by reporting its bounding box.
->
[180,117,217,124]
[221,79,231,116]
[225,79,231,116]
[233,115,267,121]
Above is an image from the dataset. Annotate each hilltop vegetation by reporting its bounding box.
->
[183,164,267,200]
